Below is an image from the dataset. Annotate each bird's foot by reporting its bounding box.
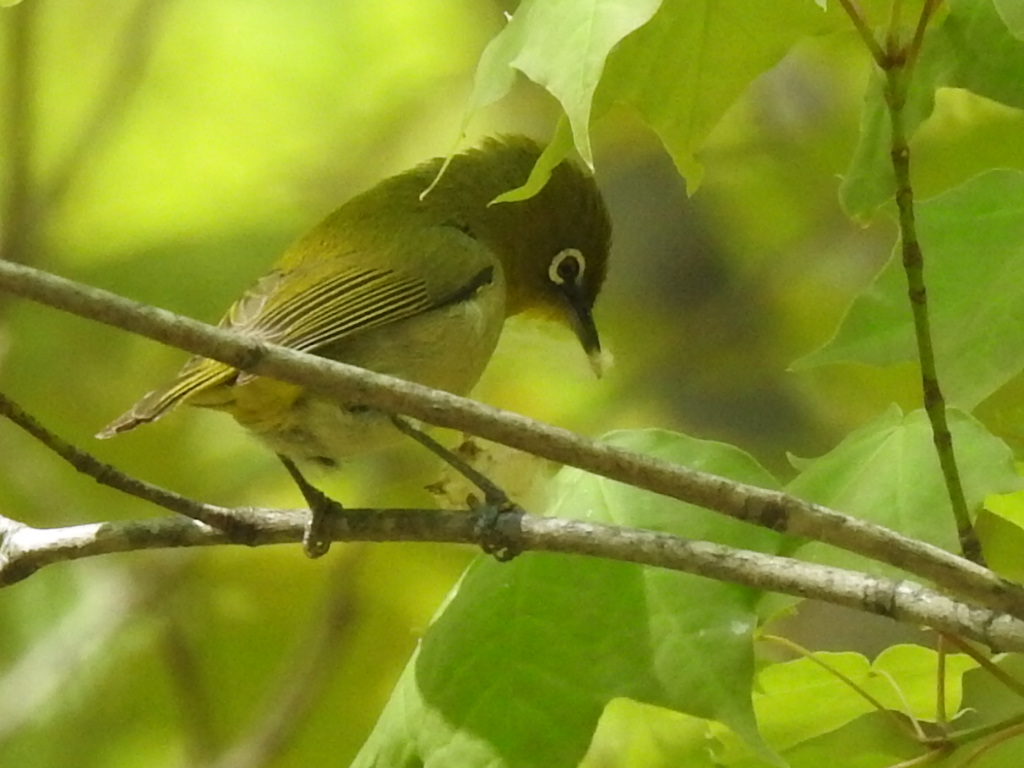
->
[470,495,523,562]
[301,485,342,559]
[279,455,341,559]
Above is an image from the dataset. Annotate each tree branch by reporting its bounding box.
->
[0,259,1022,618]
[3,507,1024,652]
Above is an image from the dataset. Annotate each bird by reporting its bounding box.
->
[98,135,612,556]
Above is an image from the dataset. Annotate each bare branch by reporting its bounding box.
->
[0,391,251,532]
[3,509,1024,652]
[1,260,1022,618]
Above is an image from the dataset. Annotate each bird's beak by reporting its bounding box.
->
[559,280,606,378]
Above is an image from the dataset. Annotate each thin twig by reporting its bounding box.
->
[940,633,1024,699]
[0,391,257,534]
[882,10,977,564]
[760,634,920,740]
[907,0,945,72]
[887,746,953,768]
[887,0,904,56]
[2,395,1024,648]
[952,720,1024,768]
[835,0,887,67]
[0,261,1021,616]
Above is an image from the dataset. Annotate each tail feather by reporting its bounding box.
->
[96,359,237,438]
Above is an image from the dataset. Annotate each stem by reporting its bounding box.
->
[907,0,945,71]
[947,712,1024,759]
[836,0,887,67]
[953,722,1024,768]
[883,11,978,563]
[940,633,1024,699]
[936,635,948,728]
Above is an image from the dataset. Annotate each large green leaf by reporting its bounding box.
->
[803,170,1024,409]
[469,0,837,186]
[351,429,785,768]
[466,0,662,166]
[786,406,1021,575]
[597,0,837,189]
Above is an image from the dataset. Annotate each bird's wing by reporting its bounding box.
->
[226,262,432,350]
[98,227,495,434]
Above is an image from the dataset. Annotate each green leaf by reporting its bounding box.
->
[803,170,1024,408]
[841,0,1024,218]
[838,57,944,220]
[772,711,921,768]
[945,0,1024,107]
[748,652,881,754]
[785,406,1021,574]
[489,116,575,205]
[715,646,976,766]
[468,0,837,184]
[869,645,977,721]
[597,0,835,190]
[995,0,1024,39]
[466,0,662,167]
[352,429,785,768]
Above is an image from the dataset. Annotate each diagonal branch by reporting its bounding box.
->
[2,384,1023,651]
[0,259,1022,618]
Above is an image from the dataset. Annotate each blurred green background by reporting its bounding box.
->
[6,1,1024,766]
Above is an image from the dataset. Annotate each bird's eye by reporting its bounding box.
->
[549,248,586,285]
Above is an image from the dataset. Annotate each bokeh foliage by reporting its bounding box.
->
[7,1,1024,767]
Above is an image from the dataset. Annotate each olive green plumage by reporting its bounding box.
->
[99,136,612,467]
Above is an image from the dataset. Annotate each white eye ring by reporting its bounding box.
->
[548,248,586,285]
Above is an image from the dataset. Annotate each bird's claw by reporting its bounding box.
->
[470,495,523,562]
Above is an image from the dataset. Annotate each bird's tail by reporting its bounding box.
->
[96,358,236,438]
